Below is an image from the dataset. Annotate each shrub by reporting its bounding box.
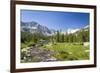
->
[21,51,27,60]
[54,51,69,60]
[67,55,78,60]
[21,43,27,49]
[28,42,36,47]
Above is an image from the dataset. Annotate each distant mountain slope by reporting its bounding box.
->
[21,21,89,36]
[61,25,89,34]
[21,21,55,36]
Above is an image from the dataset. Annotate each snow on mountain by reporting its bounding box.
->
[21,21,89,36]
[67,28,80,34]
[60,28,80,35]
[60,25,89,35]
[84,25,89,29]
[66,25,89,34]
[21,21,54,36]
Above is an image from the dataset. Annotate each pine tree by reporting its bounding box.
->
[65,32,68,42]
[56,30,60,42]
[61,34,64,42]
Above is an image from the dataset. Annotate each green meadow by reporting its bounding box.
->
[42,43,89,61]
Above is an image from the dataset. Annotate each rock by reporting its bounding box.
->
[69,52,72,55]
[85,50,89,52]
[21,46,57,62]
[83,42,89,47]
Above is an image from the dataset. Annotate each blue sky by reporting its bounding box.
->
[21,10,89,31]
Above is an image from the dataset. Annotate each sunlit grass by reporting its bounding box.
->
[43,43,89,61]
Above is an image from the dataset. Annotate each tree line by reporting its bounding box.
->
[51,29,89,44]
[21,28,89,49]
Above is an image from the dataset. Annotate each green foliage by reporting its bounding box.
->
[56,30,60,42]
[61,34,64,42]
[21,43,28,49]
[21,27,90,62]
[55,51,69,60]
[27,41,36,47]
[21,31,50,49]
[21,50,26,60]
[43,43,89,60]
[54,28,89,43]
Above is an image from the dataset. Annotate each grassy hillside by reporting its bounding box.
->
[42,43,89,61]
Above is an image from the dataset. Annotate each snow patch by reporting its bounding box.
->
[67,28,80,34]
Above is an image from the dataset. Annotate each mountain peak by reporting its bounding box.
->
[21,21,53,36]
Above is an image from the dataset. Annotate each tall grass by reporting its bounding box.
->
[43,43,89,61]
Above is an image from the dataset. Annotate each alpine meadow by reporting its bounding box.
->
[20,10,90,63]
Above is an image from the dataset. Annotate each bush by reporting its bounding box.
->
[54,51,69,60]
[21,43,27,49]
[28,42,36,47]
[21,51,27,60]
[67,55,78,60]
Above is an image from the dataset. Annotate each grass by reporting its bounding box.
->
[21,41,36,49]
[42,42,89,61]
[21,41,90,62]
